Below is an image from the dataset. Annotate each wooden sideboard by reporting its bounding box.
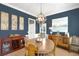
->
[9,36,25,50]
[48,35,70,50]
[0,39,2,55]
[0,35,25,56]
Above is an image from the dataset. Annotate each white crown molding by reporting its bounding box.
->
[1,3,79,17]
[1,3,37,17]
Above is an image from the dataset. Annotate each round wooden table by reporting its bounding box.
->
[25,38,55,56]
[36,38,55,56]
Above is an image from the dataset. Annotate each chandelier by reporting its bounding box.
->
[36,3,46,24]
[36,4,47,45]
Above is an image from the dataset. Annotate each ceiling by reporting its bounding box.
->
[3,3,79,17]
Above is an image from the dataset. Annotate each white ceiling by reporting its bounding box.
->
[3,3,79,17]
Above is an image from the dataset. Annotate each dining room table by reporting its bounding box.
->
[24,37,55,56]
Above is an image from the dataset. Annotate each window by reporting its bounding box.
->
[52,17,68,33]
[19,16,24,30]
[0,12,9,30]
[11,14,17,30]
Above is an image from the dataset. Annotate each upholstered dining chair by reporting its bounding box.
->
[25,39,38,56]
[27,44,38,56]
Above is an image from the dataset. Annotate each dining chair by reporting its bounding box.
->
[25,40,38,56]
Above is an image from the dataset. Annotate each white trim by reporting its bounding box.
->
[1,3,36,17]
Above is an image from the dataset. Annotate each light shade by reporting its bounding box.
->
[37,12,46,24]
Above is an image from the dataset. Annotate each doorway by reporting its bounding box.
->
[28,18,36,39]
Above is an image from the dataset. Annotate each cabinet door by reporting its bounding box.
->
[19,39,25,47]
[12,40,19,49]
[0,40,1,49]
[2,40,11,54]
[0,40,2,55]
[0,49,1,55]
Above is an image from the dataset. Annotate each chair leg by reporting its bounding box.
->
[25,53,26,56]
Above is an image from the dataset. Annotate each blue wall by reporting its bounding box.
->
[46,8,79,36]
[1,4,79,37]
[0,4,39,37]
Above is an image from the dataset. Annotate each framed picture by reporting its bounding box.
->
[19,16,24,30]
[11,14,17,30]
[0,12,9,30]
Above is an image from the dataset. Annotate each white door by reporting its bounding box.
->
[28,18,36,39]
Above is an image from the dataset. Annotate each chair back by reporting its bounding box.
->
[25,39,37,56]
[27,43,38,56]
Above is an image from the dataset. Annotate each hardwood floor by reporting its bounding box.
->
[55,47,78,56]
[5,47,79,56]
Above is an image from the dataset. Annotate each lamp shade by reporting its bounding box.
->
[36,12,46,24]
